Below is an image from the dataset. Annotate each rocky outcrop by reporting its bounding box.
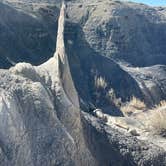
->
[0,0,166,106]
[64,0,166,105]
[83,112,166,166]
[0,1,59,68]
[121,65,166,105]
[66,0,166,67]
[1,4,96,166]
[0,1,165,165]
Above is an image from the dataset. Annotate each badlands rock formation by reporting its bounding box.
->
[0,0,165,166]
[0,0,166,110]
[66,0,166,67]
[0,3,96,165]
[0,1,59,68]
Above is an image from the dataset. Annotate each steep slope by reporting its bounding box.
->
[121,64,166,105]
[0,3,96,165]
[64,21,143,114]
[66,0,166,67]
[66,0,166,106]
[0,3,92,165]
[0,2,165,166]
[1,0,166,67]
[0,2,59,68]
[1,0,165,106]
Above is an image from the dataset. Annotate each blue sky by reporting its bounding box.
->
[128,0,166,6]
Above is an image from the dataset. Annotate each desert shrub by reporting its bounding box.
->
[107,88,122,108]
[94,76,107,89]
[148,101,166,137]
[120,97,166,137]
[121,96,146,116]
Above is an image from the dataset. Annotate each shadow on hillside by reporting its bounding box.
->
[0,2,59,68]
[64,21,144,116]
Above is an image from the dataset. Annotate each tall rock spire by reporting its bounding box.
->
[54,1,66,63]
[54,1,79,108]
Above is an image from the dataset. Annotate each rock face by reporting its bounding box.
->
[0,1,59,68]
[121,65,166,105]
[83,112,166,166]
[0,3,96,165]
[66,0,166,67]
[64,0,166,109]
[64,0,166,106]
[0,0,166,108]
[0,1,165,166]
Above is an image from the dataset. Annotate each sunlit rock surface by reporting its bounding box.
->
[0,0,166,108]
[0,1,165,165]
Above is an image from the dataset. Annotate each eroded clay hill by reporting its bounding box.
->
[0,1,165,165]
[0,0,166,111]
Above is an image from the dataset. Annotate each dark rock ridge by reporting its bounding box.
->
[64,21,143,115]
[83,112,166,166]
[0,1,59,68]
[66,0,166,67]
[65,0,166,107]
[121,64,166,105]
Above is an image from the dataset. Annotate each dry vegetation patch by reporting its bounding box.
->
[120,96,147,116]
[94,76,107,89]
[120,98,166,137]
[148,101,166,137]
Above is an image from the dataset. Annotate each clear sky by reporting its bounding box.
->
[128,0,166,6]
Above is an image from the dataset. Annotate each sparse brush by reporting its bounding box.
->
[154,100,166,108]
[107,88,122,108]
[148,101,166,137]
[121,96,146,116]
[95,76,107,89]
[128,96,146,109]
